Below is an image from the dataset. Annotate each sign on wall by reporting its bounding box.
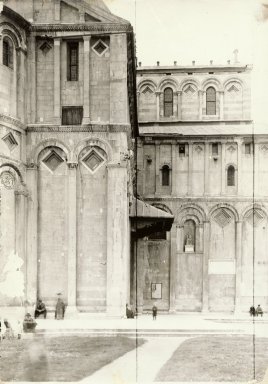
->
[151,283,162,299]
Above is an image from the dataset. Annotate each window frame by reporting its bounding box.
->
[227,165,235,187]
[62,106,83,125]
[2,37,14,69]
[245,143,251,155]
[206,86,216,115]
[163,87,173,117]
[161,165,170,186]
[67,42,79,81]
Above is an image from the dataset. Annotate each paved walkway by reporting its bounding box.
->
[81,337,189,384]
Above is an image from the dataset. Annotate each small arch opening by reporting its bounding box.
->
[164,87,173,117]
[3,36,14,69]
[206,86,216,115]
[162,165,170,186]
[227,165,235,186]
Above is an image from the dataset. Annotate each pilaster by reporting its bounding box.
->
[204,142,210,195]
[106,163,129,316]
[202,221,210,312]
[198,90,203,120]
[169,224,177,312]
[66,162,78,314]
[221,142,226,195]
[171,143,177,196]
[237,140,242,195]
[54,38,61,124]
[188,142,193,196]
[235,221,242,313]
[156,91,160,120]
[155,143,160,195]
[177,91,182,120]
[82,36,91,125]
[219,90,224,119]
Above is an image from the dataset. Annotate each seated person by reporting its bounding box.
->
[34,299,47,319]
[249,306,255,316]
[3,318,14,339]
[23,313,37,332]
[256,304,263,317]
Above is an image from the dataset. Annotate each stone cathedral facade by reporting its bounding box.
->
[0,0,266,316]
[0,0,142,317]
[136,63,268,313]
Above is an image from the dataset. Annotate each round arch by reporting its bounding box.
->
[179,78,200,92]
[74,136,113,162]
[176,204,206,226]
[157,77,179,92]
[202,78,223,92]
[30,139,71,165]
[223,77,244,90]
[0,162,24,185]
[209,203,239,222]
[137,79,157,93]
[241,203,268,222]
[152,203,173,215]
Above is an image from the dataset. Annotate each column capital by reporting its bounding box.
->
[83,35,91,42]
[175,91,182,96]
[67,162,78,169]
[54,38,61,45]
[27,162,38,170]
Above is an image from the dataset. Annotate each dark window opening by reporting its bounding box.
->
[162,165,170,186]
[206,86,216,115]
[148,231,166,240]
[179,144,185,155]
[67,42,79,81]
[62,107,83,125]
[164,87,173,117]
[245,143,251,155]
[227,165,235,186]
[3,37,13,68]
[212,143,218,156]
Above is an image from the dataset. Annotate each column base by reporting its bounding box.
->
[82,117,91,125]
[65,306,79,319]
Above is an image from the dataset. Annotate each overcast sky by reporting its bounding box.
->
[106,0,268,130]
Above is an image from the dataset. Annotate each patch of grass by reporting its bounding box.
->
[0,335,144,382]
[156,335,268,382]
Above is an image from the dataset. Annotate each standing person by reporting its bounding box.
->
[152,304,157,320]
[249,305,255,316]
[55,295,66,320]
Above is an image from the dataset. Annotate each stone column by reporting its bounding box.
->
[219,91,224,119]
[198,223,204,253]
[155,142,160,195]
[237,140,242,195]
[0,34,2,61]
[66,163,78,316]
[169,224,177,312]
[82,36,91,125]
[254,143,259,196]
[202,221,210,312]
[17,47,26,123]
[54,38,61,124]
[177,91,182,120]
[198,90,203,120]
[204,142,210,195]
[156,91,160,120]
[188,142,193,196]
[171,143,177,196]
[176,225,184,253]
[235,221,242,313]
[26,165,38,305]
[106,163,129,316]
[221,142,226,195]
[28,36,36,123]
[54,0,60,21]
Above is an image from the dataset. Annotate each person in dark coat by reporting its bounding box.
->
[152,304,157,320]
[249,305,256,316]
[34,299,47,319]
[55,297,66,320]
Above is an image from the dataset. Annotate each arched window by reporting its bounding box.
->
[2,37,13,69]
[184,219,196,252]
[227,165,235,186]
[162,165,170,186]
[206,86,216,115]
[164,87,173,117]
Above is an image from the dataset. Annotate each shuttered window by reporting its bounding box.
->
[206,87,216,115]
[3,37,13,68]
[164,87,173,117]
[62,107,83,125]
[227,165,235,186]
[67,42,79,81]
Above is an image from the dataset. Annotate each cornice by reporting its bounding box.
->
[26,124,131,133]
[30,23,132,33]
[142,196,268,203]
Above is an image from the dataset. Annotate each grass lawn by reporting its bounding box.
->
[156,335,268,382]
[0,335,144,381]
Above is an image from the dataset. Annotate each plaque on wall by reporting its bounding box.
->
[185,244,194,253]
[151,283,162,299]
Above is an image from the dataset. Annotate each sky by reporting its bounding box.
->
[106,0,268,130]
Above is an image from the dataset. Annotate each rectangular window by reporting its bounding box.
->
[212,143,218,156]
[67,42,79,81]
[245,143,251,155]
[62,107,83,125]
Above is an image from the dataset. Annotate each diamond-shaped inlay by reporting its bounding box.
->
[184,85,196,95]
[39,41,52,54]
[213,208,232,228]
[92,40,108,56]
[261,144,268,153]
[227,145,236,153]
[82,149,105,173]
[246,209,264,227]
[2,132,18,150]
[43,150,64,172]
[142,86,153,95]
[227,84,240,93]
[194,145,203,153]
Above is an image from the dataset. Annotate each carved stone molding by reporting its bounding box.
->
[0,171,15,189]
[67,162,78,169]
[26,124,130,133]
[0,114,25,129]
[31,23,132,33]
